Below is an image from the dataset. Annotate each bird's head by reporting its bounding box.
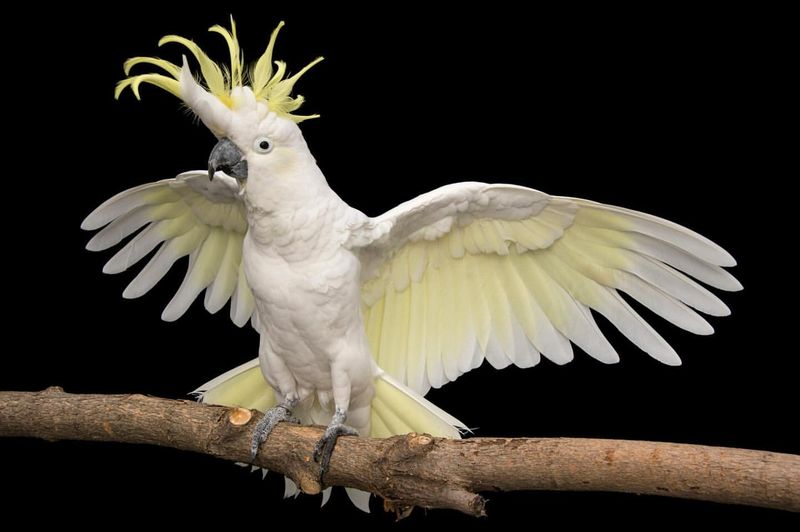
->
[116,19,322,194]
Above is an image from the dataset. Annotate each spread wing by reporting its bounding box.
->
[82,171,255,326]
[356,182,741,395]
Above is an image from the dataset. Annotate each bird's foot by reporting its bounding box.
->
[313,407,358,481]
[250,401,300,461]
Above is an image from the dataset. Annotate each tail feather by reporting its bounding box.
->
[194,360,466,513]
[196,360,466,440]
[193,359,277,412]
[371,370,466,439]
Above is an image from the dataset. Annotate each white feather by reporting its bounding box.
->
[204,235,241,314]
[102,222,162,274]
[320,488,332,507]
[87,206,149,251]
[345,488,371,513]
[162,228,227,321]
[358,182,738,393]
[230,260,255,327]
[283,477,300,499]
[573,201,736,267]
[81,181,178,230]
[123,225,208,299]
[84,171,253,328]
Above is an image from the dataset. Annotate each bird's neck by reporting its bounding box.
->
[245,155,332,210]
[243,161,345,248]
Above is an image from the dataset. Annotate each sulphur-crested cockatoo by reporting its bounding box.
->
[82,20,741,511]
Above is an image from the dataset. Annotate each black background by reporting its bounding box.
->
[2,4,796,529]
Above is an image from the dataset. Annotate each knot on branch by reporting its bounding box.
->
[384,432,436,463]
[373,432,486,518]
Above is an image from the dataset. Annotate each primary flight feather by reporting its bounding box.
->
[82,19,741,511]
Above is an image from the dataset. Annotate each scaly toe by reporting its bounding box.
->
[313,423,358,480]
[249,403,299,461]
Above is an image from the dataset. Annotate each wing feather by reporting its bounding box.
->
[573,202,735,267]
[162,227,228,321]
[87,202,182,251]
[357,182,739,394]
[204,234,241,314]
[82,182,180,231]
[231,259,255,327]
[451,256,480,374]
[423,265,445,388]
[503,257,572,365]
[84,171,254,327]
[405,280,428,392]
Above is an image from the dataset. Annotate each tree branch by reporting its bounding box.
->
[1,388,797,515]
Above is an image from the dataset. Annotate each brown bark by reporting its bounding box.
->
[0,388,797,515]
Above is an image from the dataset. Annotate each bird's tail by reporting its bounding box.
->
[192,359,277,412]
[370,368,467,439]
[193,360,467,511]
[193,360,467,439]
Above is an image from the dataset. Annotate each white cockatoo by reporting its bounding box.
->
[82,20,741,510]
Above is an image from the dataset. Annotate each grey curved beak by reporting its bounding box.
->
[208,138,248,181]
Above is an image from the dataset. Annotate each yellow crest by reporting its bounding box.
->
[115,18,323,122]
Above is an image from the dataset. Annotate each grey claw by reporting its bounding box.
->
[313,421,358,481]
[250,403,299,461]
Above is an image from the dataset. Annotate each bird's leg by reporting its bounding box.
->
[250,397,300,461]
[312,407,358,481]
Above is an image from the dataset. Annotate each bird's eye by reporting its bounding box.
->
[253,136,273,154]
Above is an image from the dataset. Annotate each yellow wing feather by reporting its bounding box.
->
[361,183,740,395]
[82,171,255,328]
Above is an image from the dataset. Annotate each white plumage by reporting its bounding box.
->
[83,172,256,326]
[83,20,741,510]
[83,168,740,414]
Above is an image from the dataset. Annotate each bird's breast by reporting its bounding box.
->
[242,205,365,364]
